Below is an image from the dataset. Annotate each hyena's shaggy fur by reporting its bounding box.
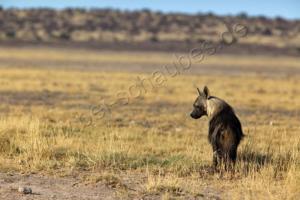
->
[190,86,244,168]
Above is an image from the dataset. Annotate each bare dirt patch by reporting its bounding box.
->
[0,173,117,200]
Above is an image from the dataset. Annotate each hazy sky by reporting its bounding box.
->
[1,0,299,19]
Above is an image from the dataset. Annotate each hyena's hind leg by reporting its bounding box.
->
[220,129,237,170]
[229,145,237,163]
[223,146,237,171]
[213,149,223,170]
[211,125,223,169]
[212,141,223,169]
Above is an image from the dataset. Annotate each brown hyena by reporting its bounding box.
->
[190,86,244,169]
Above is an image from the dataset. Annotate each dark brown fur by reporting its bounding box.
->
[190,86,244,169]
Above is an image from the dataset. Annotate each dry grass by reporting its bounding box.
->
[1,47,300,69]
[0,47,299,199]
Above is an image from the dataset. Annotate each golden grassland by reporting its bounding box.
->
[0,47,299,199]
[1,47,300,69]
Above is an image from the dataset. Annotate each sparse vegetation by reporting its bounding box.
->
[0,47,299,199]
[0,8,299,50]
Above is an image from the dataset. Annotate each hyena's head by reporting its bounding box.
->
[190,86,210,119]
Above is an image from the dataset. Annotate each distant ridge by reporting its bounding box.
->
[0,8,299,55]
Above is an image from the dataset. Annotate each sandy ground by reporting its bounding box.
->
[0,173,118,200]
[0,172,223,200]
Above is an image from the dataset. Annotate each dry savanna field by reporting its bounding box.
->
[0,46,299,199]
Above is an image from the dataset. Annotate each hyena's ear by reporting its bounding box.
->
[203,86,210,99]
[197,87,202,96]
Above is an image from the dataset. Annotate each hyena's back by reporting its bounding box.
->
[208,105,243,162]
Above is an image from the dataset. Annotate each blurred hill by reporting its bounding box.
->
[0,8,299,55]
